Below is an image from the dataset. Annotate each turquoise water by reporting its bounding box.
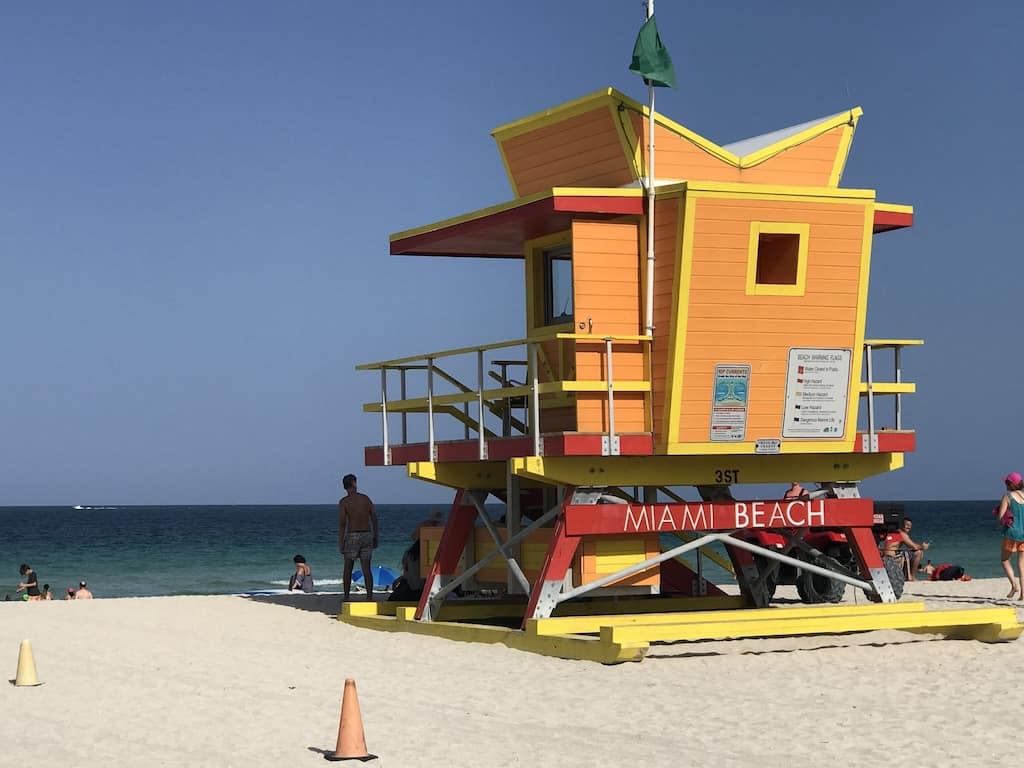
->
[0,500,1009,599]
[0,504,443,599]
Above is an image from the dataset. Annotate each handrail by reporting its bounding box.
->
[360,333,653,460]
[860,338,922,450]
[862,338,924,349]
[556,333,653,342]
[357,333,653,370]
[361,380,652,413]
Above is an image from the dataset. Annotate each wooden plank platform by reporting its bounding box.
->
[602,606,1021,645]
[526,602,930,636]
[338,601,1022,664]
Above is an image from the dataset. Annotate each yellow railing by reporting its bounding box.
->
[357,335,919,462]
[860,338,923,451]
[358,334,652,464]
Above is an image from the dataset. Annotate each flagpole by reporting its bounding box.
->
[644,0,656,338]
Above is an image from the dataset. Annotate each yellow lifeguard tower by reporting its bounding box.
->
[343,88,1020,661]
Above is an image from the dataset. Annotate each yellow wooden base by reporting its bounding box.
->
[526,601,930,636]
[339,602,646,664]
[338,601,1021,664]
[599,605,1021,645]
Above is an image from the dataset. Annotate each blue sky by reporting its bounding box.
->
[1,1,1019,505]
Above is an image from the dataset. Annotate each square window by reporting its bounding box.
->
[746,222,809,296]
[756,233,800,285]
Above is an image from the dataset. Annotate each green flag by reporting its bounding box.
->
[629,15,676,88]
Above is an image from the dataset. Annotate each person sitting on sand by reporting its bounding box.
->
[74,581,93,599]
[922,561,972,581]
[65,587,76,600]
[40,584,53,601]
[288,554,314,593]
[389,538,425,603]
[16,564,41,601]
[897,517,930,580]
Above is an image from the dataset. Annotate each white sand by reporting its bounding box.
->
[2,579,1022,767]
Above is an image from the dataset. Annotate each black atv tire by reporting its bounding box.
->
[753,556,778,601]
[866,555,906,603]
[796,556,846,604]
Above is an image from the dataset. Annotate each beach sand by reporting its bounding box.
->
[2,578,1021,767]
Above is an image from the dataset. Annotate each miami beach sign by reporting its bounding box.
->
[563,498,874,535]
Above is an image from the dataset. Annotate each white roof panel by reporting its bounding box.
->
[723,111,850,157]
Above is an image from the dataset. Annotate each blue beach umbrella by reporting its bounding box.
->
[351,566,399,589]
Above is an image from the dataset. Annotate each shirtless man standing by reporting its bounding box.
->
[338,474,378,601]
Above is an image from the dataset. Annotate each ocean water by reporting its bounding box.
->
[0,504,445,600]
[0,500,1010,599]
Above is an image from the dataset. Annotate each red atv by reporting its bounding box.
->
[737,502,905,604]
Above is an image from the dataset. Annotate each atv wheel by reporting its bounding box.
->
[753,556,778,601]
[796,556,846,604]
[866,555,906,602]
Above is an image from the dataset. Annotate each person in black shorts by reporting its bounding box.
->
[17,564,41,601]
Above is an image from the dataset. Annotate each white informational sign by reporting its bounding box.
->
[710,364,750,442]
[755,438,781,454]
[782,348,852,439]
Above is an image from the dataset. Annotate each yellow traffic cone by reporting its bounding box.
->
[13,639,41,687]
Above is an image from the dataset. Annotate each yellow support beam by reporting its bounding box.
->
[528,602,926,636]
[602,606,1022,645]
[557,381,650,393]
[511,452,904,487]
[863,338,924,348]
[407,461,514,490]
[338,603,647,664]
[858,382,916,394]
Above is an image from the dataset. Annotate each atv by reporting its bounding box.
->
[740,502,905,604]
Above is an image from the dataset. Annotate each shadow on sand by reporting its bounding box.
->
[242,592,381,617]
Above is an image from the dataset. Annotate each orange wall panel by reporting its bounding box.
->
[675,195,869,444]
[631,114,737,183]
[739,126,845,186]
[573,535,661,588]
[577,393,646,433]
[630,115,848,187]
[571,220,641,334]
[501,107,634,195]
[571,221,644,432]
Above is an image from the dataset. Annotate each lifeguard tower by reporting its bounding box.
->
[342,88,1020,661]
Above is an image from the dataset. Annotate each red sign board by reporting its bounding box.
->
[563,498,875,536]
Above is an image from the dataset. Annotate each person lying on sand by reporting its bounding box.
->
[922,561,972,581]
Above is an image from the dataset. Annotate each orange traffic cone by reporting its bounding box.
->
[324,678,377,762]
[12,639,42,687]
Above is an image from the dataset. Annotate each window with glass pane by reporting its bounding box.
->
[543,246,573,325]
